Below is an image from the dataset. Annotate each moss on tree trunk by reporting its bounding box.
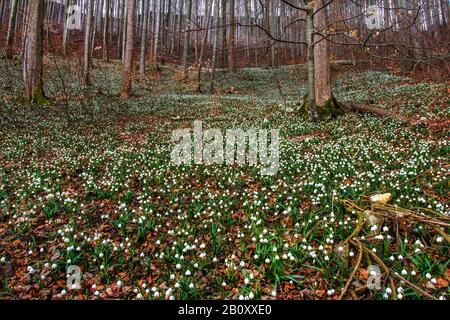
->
[301,94,343,118]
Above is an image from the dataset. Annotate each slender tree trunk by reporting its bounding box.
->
[23,0,46,103]
[305,5,318,123]
[140,0,149,76]
[103,0,111,61]
[83,0,94,86]
[153,0,161,66]
[208,0,220,94]
[63,0,70,56]
[6,0,19,58]
[228,0,235,71]
[182,0,192,80]
[121,0,136,96]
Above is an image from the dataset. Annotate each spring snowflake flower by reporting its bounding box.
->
[401,269,408,276]
[185,270,191,276]
[117,280,122,287]
[239,295,245,300]
[425,273,432,279]
[176,263,182,270]
[271,290,277,297]
[94,290,100,296]
[136,293,143,299]
[249,292,255,299]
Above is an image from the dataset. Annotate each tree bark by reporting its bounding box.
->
[121,0,136,96]
[228,0,236,71]
[23,0,46,103]
[182,0,192,80]
[6,0,19,58]
[83,0,94,86]
[140,0,149,76]
[313,0,333,108]
[103,0,111,61]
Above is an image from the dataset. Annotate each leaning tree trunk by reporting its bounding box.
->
[83,0,94,86]
[6,0,19,58]
[22,0,46,103]
[121,0,136,97]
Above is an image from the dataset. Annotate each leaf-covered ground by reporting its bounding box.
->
[0,58,449,300]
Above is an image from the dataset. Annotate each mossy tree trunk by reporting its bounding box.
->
[302,0,341,120]
[23,0,47,103]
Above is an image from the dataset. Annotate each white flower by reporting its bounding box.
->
[248,292,254,299]
[213,257,218,263]
[117,280,122,287]
[185,270,191,276]
[349,251,354,257]
[0,257,6,263]
[271,290,277,297]
[176,263,182,270]
[244,278,250,285]
[425,273,432,279]
[94,290,100,296]
[411,270,416,276]
[401,269,408,276]
[397,293,403,300]
[431,278,437,284]
[389,256,395,261]
[385,288,392,294]
[239,295,245,300]
[326,289,335,296]
[222,281,226,287]
[136,293,143,299]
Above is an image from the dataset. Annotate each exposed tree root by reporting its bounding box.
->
[338,198,447,300]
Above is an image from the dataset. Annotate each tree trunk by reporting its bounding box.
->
[182,0,192,80]
[305,4,318,123]
[83,0,94,86]
[208,0,221,93]
[228,0,235,71]
[103,0,111,61]
[139,0,149,76]
[23,0,46,103]
[6,0,19,58]
[62,0,70,56]
[313,0,335,109]
[121,0,136,96]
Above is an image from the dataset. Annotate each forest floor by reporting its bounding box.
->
[0,57,449,300]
